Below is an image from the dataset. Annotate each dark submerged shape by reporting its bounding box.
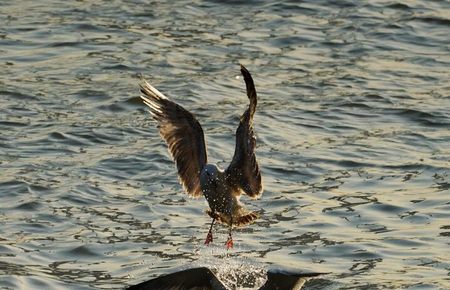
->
[126,267,226,290]
[126,266,326,290]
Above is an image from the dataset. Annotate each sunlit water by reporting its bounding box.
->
[1,0,449,289]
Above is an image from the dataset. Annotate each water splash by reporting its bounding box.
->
[192,244,267,289]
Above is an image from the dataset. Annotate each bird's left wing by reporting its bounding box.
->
[140,80,207,197]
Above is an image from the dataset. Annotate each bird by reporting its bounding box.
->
[140,65,262,249]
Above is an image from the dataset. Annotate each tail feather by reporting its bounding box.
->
[206,209,259,227]
[235,211,259,226]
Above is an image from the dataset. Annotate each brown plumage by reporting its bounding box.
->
[225,65,262,198]
[140,65,262,248]
[140,81,207,197]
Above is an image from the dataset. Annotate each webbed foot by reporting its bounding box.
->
[204,230,213,245]
[225,234,233,249]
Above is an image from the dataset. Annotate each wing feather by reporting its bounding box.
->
[225,65,263,198]
[140,80,207,197]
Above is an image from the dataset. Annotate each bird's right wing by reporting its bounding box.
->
[140,80,207,197]
[225,65,263,198]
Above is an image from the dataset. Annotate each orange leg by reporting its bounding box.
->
[225,219,233,249]
[204,218,215,245]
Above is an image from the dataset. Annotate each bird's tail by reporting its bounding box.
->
[206,209,259,227]
[235,211,259,226]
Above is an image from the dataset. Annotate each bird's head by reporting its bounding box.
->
[200,164,220,185]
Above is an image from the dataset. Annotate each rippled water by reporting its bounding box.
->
[1,0,449,289]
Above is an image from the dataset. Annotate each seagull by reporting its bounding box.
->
[140,65,262,249]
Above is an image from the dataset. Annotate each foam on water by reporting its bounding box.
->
[194,244,267,289]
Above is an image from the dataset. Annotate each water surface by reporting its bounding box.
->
[1,0,449,289]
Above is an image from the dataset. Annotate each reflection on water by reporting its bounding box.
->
[1,0,449,289]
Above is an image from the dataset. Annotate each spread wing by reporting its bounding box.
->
[140,79,207,197]
[225,65,263,198]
